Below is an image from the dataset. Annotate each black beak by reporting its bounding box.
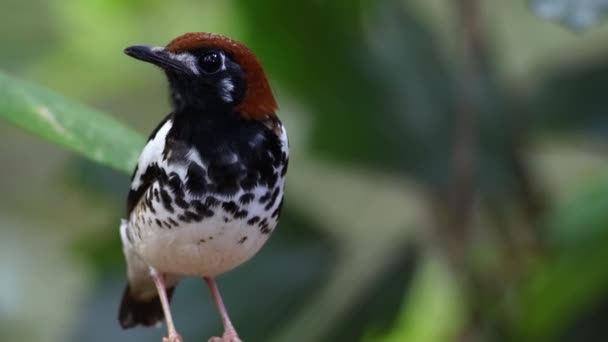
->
[124,45,193,74]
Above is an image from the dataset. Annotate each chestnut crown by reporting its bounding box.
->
[125,33,277,119]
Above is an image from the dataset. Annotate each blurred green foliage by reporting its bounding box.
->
[3,1,608,342]
[531,0,608,30]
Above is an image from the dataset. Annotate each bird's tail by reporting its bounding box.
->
[118,284,176,329]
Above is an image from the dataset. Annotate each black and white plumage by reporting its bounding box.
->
[118,33,288,342]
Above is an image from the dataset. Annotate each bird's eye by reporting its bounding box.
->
[199,52,223,74]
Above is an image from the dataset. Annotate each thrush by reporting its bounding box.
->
[118,32,288,342]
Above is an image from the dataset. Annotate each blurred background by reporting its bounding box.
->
[2,0,608,341]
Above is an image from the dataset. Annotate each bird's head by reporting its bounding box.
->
[125,33,277,120]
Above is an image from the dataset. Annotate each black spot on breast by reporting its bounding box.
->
[127,162,170,215]
[259,163,275,187]
[186,163,207,197]
[167,173,190,209]
[155,219,162,227]
[239,193,254,205]
[205,196,220,207]
[234,209,248,219]
[160,188,174,213]
[146,195,156,214]
[198,238,206,244]
[168,218,179,227]
[259,191,272,203]
[272,198,284,218]
[267,172,278,189]
[258,218,268,228]
[265,188,281,211]
[260,223,271,234]
[222,201,239,215]
[207,159,244,195]
[175,196,189,209]
[240,172,259,191]
[177,214,191,223]
[192,200,214,218]
[167,172,183,195]
[247,216,260,225]
[280,159,289,177]
[157,167,170,183]
[184,210,203,222]
[223,216,231,223]
[153,188,160,202]
[238,236,248,244]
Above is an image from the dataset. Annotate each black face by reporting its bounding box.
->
[124,45,247,111]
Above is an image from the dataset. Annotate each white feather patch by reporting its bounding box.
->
[219,78,234,103]
[279,124,289,157]
[131,120,173,190]
[171,52,200,75]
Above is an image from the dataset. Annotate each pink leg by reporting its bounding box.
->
[205,277,240,341]
[150,268,182,342]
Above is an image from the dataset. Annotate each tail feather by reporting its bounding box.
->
[118,284,176,329]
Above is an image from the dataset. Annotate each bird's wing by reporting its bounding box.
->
[121,113,176,297]
[126,114,174,216]
[119,114,181,328]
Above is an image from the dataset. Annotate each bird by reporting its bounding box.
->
[117,32,288,342]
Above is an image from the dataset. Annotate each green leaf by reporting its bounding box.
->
[513,234,608,341]
[512,171,608,341]
[0,71,145,174]
[366,255,466,342]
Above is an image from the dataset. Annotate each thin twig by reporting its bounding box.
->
[446,0,484,262]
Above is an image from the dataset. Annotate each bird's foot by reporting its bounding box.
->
[162,332,183,342]
[208,331,242,342]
